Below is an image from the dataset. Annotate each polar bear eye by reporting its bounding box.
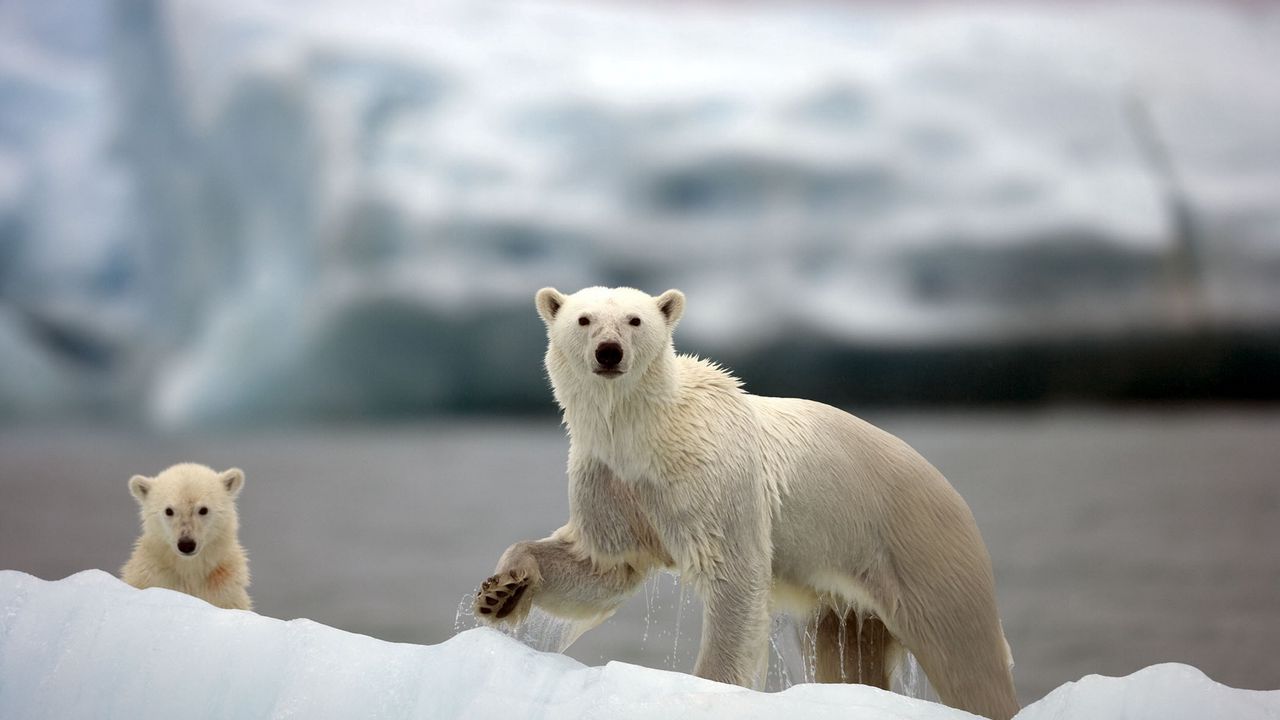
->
[199,507,208,516]
[164,507,174,517]
[629,317,641,327]
[578,316,590,326]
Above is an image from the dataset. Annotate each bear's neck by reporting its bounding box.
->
[554,347,679,434]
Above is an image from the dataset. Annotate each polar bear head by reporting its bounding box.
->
[129,463,245,559]
[536,286,685,384]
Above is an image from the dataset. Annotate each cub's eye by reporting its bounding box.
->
[164,507,174,517]
[578,316,590,326]
[198,507,209,516]
[629,317,641,327]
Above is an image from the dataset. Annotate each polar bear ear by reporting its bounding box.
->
[535,287,567,326]
[220,468,245,497]
[656,289,685,327]
[128,475,151,502]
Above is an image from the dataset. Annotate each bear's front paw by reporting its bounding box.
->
[475,568,534,623]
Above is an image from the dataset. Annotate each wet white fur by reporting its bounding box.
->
[485,286,1018,720]
[121,463,251,610]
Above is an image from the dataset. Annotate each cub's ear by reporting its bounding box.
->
[128,475,151,502]
[535,287,567,326]
[220,468,245,497]
[656,289,685,327]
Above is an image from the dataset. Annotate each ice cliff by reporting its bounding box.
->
[2,0,1278,421]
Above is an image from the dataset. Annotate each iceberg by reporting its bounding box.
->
[1,570,1277,720]
[2,0,1280,422]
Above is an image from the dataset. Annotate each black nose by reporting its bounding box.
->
[177,538,197,555]
[595,342,623,368]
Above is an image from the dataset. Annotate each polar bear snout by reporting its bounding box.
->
[594,341,624,376]
[177,537,198,556]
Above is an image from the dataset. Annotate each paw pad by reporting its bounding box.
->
[474,571,530,621]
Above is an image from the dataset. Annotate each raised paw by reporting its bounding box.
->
[474,568,532,623]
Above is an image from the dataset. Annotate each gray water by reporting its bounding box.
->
[1,408,1277,705]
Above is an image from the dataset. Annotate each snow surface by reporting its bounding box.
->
[1,570,1277,720]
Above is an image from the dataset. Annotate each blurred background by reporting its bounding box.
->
[1,0,1277,706]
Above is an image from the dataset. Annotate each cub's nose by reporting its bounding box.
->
[177,538,197,555]
[595,342,623,368]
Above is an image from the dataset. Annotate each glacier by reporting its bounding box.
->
[1,570,1278,720]
[2,0,1279,422]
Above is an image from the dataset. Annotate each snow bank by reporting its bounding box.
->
[0,570,964,719]
[1018,663,1280,720]
[1,571,1276,720]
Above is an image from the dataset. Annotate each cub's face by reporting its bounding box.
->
[129,464,244,559]
[536,286,685,381]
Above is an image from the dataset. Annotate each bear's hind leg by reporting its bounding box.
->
[805,608,891,689]
[888,598,1019,720]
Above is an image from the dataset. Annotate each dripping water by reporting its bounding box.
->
[453,591,474,633]
[892,651,940,703]
[641,574,655,648]
[855,609,864,685]
[803,608,818,684]
[766,612,810,691]
[453,586,589,653]
[667,576,690,670]
[457,576,937,701]
[836,606,848,682]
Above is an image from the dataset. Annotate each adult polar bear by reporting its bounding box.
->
[476,286,1019,720]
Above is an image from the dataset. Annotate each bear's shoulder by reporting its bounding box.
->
[673,354,744,394]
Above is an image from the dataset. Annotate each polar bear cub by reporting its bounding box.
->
[475,286,1019,720]
[121,463,252,610]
